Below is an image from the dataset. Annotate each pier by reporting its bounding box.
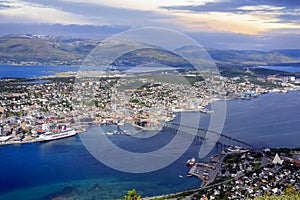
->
[188,163,215,177]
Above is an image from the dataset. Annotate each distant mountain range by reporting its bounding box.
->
[0,34,101,65]
[0,34,299,67]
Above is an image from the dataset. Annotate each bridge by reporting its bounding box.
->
[162,122,256,150]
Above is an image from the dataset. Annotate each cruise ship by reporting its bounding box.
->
[39,126,76,142]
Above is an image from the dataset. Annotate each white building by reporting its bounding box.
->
[272,153,284,165]
[290,76,296,82]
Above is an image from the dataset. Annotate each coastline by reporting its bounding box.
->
[1,88,299,147]
[143,148,300,200]
[1,67,300,199]
[0,90,300,199]
[0,128,86,146]
[0,138,43,146]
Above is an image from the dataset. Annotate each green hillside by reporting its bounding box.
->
[0,34,300,67]
[0,35,100,65]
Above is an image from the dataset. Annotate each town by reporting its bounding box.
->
[0,68,299,144]
[0,68,300,200]
[145,148,300,200]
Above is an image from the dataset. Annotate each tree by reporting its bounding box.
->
[252,193,300,200]
[123,189,141,200]
[252,187,300,200]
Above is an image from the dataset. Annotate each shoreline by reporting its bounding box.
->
[0,129,86,146]
[1,89,300,147]
[143,147,300,200]
[0,138,43,146]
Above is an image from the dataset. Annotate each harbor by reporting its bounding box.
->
[1,66,300,147]
[186,147,244,187]
[0,90,300,199]
[0,125,81,145]
[0,66,300,199]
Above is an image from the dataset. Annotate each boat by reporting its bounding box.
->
[187,157,196,167]
[221,149,227,155]
[0,136,12,143]
[106,132,113,136]
[123,130,131,136]
[39,127,76,141]
[13,136,22,141]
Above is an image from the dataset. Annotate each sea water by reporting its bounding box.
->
[0,81,299,199]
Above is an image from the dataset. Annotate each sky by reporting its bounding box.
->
[0,0,300,50]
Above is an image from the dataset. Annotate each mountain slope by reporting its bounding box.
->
[0,35,300,67]
[0,35,100,65]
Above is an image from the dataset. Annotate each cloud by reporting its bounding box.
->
[278,13,300,24]
[161,0,300,13]
[60,0,215,11]
[0,0,300,50]
[0,0,21,9]
[0,23,131,38]
[160,0,300,34]
[187,30,300,50]
[238,5,285,12]
[1,0,299,35]
[0,0,178,29]
[259,0,300,8]
[0,0,97,25]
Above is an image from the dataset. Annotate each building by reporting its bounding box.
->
[272,153,284,165]
[0,126,3,136]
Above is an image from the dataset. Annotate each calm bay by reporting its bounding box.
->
[0,91,299,199]
[0,65,299,199]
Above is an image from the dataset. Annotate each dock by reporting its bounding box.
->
[188,163,214,178]
[187,154,227,187]
[188,164,202,178]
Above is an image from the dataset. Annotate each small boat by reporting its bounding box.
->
[123,130,131,136]
[13,136,22,141]
[221,149,227,155]
[187,157,196,167]
[178,175,183,178]
[31,133,39,137]
[106,132,113,136]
